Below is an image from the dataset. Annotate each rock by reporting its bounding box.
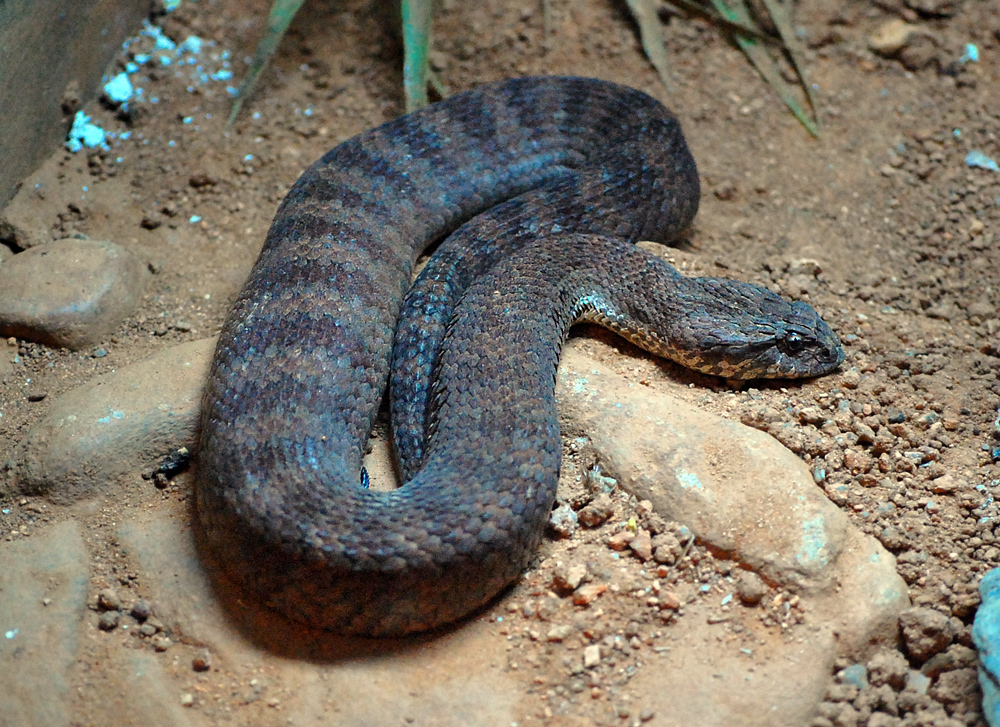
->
[4,337,215,503]
[572,583,607,606]
[96,588,121,611]
[931,474,959,494]
[652,531,682,564]
[97,611,120,631]
[192,650,212,672]
[928,667,979,708]
[0,239,149,349]
[578,492,615,526]
[867,648,910,690]
[628,528,653,561]
[787,258,822,277]
[130,600,153,621]
[608,529,634,551]
[6,336,912,727]
[548,502,578,537]
[868,19,918,56]
[0,338,16,381]
[0,521,89,727]
[921,644,975,678]
[546,624,574,642]
[900,607,954,662]
[735,570,769,605]
[658,591,681,610]
[552,563,588,593]
[116,510,523,726]
[583,644,601,668]
[556,343,909,659]
[974,567,1000,726]
[905,0,957,16]
[897,34,940,72]
[836,663,869,689]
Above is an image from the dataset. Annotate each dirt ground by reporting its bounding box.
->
[1,0,999,724]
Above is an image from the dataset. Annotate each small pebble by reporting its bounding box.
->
[572,584,607,606]
[608,530,635,551]
[658,591,682,611]
[98,611,119,631]
[151,635,172,652]
[735,571,768,605]
[900,607,954,662]
[840,368,861,389]
[548,503,578,538]
[97,588,122,612]
[578,493,615,527]
[836,663,869,689]
[867,649,909,690]
[180,693,194,707]
[868,18,917,56]
[628,529,653,561]
[546,624,574,642]
[878,526,908,550]
[130,599,153,621]
[931,474,958,494]
[192,650,212,672]
[552,563,589,593]
[583,644,601,668]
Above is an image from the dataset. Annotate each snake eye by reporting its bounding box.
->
[781,332,806,355]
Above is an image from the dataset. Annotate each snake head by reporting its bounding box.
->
[668,278,845,380]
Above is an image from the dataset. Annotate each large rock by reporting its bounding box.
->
[0,521,89,727]
[555,342,909,661]
[116,510,521,726]
[3,337,911,727]
[4,337,215,503]
[0,238,149,349]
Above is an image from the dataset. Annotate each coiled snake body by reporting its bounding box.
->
[197,77,844,636]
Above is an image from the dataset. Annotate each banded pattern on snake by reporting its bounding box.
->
[197,76,844,636]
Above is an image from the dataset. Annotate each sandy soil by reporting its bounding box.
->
[1,0,999,724]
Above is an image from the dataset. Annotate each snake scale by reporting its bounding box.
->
[197,76,844,637]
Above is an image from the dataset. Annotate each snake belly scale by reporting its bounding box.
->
[197,76,843,637]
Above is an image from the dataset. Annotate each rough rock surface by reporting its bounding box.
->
[0,238,149,349]
[556,342,910,660]
[4,337,214,502]
[0,334,912,726]
[0,521,88,727]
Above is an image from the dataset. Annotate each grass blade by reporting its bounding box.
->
[624,0,674,92]
[228,0,306,124]
[708,0,818,136]
[402,0,434,112]
[757,0,819,126]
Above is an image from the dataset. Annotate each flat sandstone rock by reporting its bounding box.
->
[3,335,909,726]
[0,238,149,349]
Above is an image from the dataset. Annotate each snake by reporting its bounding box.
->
[197,76,845,637]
